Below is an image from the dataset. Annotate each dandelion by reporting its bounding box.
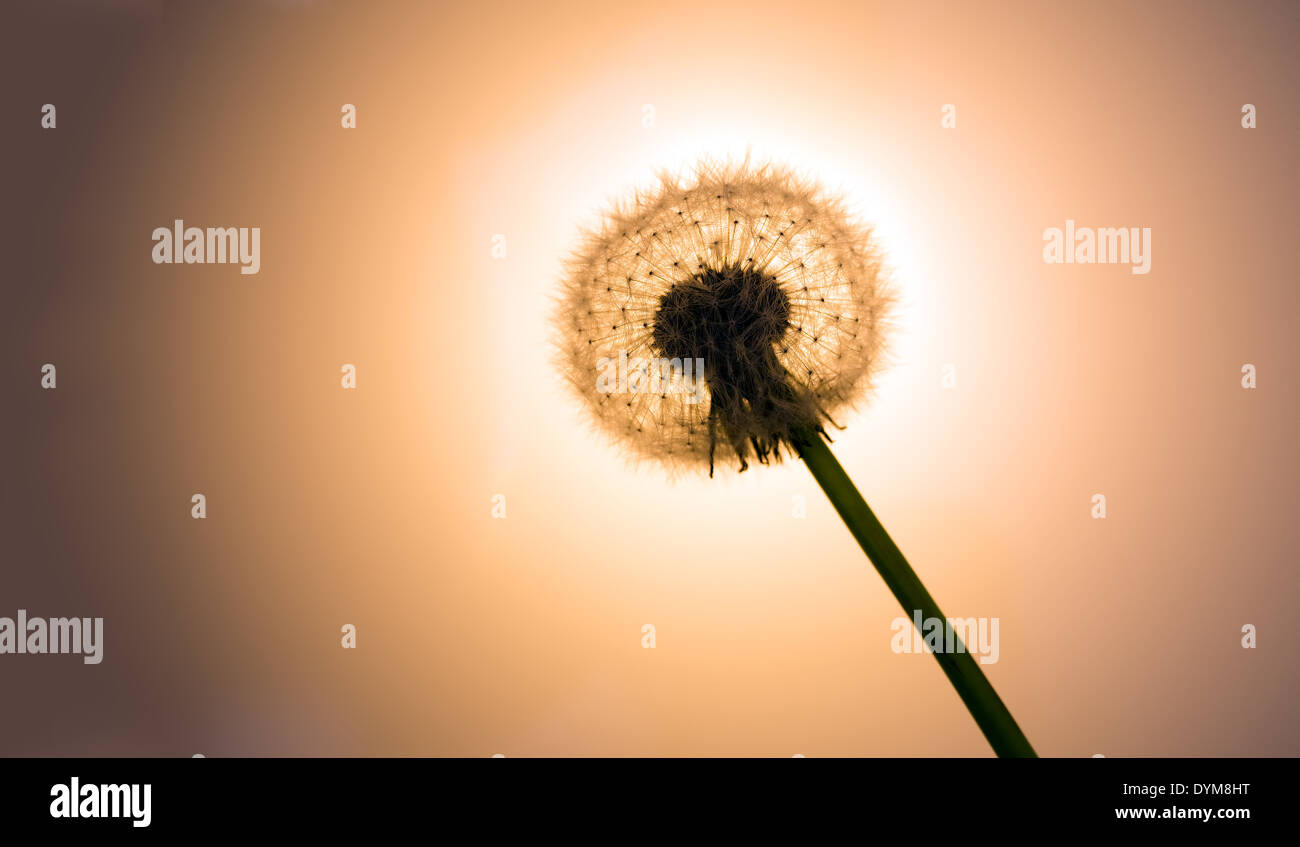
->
[556,159,1036,757]
[559,160,888,475]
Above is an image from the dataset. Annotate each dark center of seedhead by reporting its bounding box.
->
[652,265,790,363]
[653,264,815,474]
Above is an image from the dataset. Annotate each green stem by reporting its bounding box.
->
[792,427,1037,758]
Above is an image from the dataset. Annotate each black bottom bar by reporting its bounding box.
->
[1,756,1287,835]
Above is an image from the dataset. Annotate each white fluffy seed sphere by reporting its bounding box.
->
[556,160,892,475]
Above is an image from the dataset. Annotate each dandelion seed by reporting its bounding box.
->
[554,158,1036,757]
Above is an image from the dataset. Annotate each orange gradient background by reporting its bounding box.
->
[3,0,1297,756]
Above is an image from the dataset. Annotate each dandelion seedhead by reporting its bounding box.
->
[557,159,892,475]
